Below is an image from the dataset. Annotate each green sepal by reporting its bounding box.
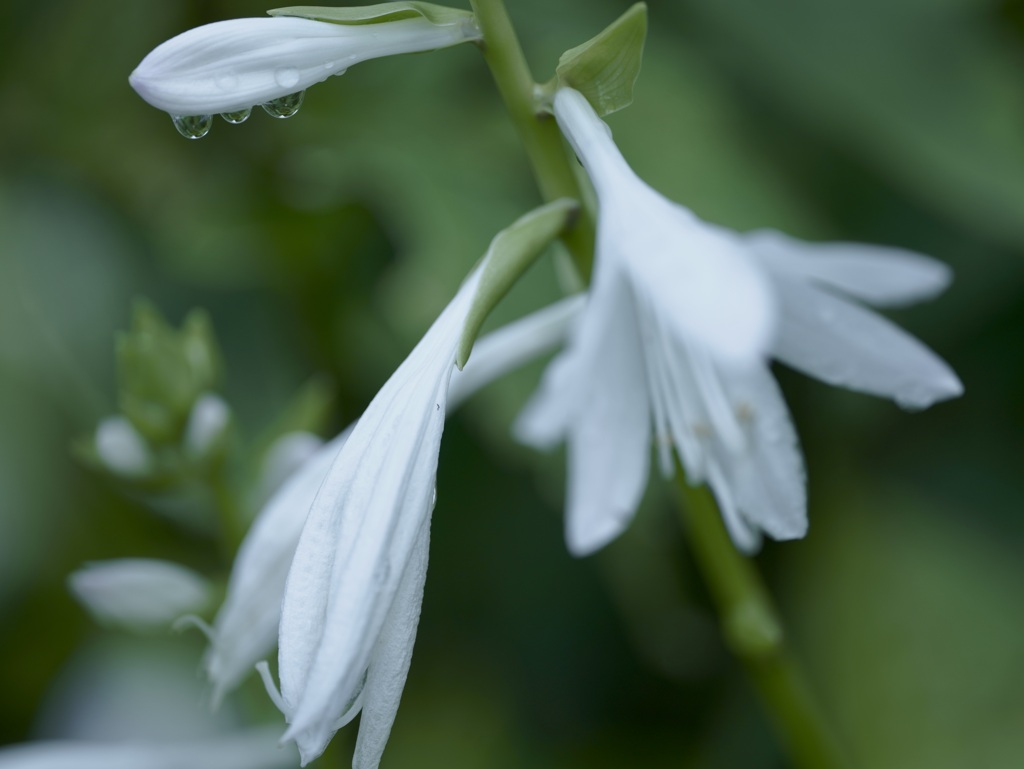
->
[116,301,225,445]
[269,2,474,26]
[553,2,647,117]
[457,199,579,370]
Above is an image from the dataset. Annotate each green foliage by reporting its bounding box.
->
[552,3,647,116]
[117,301,223,445]
[458,198,579,369]
[269,2,475,26]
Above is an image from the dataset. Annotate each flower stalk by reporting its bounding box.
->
[677,475,851,769]
[468,0,595,277]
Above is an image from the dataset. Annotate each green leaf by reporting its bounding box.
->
[269,2,474,26]
[554,3,647,117]
[457,199,579,369]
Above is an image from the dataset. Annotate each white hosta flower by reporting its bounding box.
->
[94,416,151,477]
[130,15,480,117]
[0,728,297,769]
[68,559,212,632]
[204,299,581,750]
[517,88,961,555]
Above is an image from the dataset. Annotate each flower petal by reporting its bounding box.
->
[205,428,348,706]
[449,295,584,409]
[553,88,776,366]
[352,520,431,769]
[771,275,963,409]
[748,229,952,307]
[278,272,481,762]
[562,277,652,556]
[719,363,807,542]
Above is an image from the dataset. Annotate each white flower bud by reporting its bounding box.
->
[68,559,212,632]
[184,393,230,459]
[94,417,151,477]
[130,16,479,117]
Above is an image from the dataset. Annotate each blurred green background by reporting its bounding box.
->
[1,0,1023,767]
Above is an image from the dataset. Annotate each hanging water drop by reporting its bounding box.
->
[261,91,304,119]
[220,108,252,124]
[171,114,212,139]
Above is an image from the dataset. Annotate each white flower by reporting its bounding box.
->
[0,728,297,769]
[130,15,480,117]
[203,298,580,761]
[68,559,212,632]
[517,87,961,555]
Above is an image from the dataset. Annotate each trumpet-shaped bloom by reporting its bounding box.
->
[517,88,962,555]
[206,297,580,766]
[130,15,480,116]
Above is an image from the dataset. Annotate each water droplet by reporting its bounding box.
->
[261,91,304,119]
[274,67,301,89]
[220,108,251,124]
[214,72,239,91]
[172,114,212,139]
[895,387,932,411]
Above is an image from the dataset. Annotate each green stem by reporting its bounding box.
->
[469,0,595,278]
[677,477,851,769]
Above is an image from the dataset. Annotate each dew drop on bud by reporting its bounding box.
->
[220,108,252,124]
[261,91,304,119]
[274,67,301,89]
[172,114,212,139]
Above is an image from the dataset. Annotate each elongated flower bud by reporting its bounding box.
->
[130,16,479,117]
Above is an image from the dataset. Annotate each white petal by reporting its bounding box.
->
[68,559,211,632]
[278,273,479,762]
[205,428,348,705]
[130,17,477,115]
[562,277,652,556]
[553,88,776,365]
[771,275,963,409]
[352,520,431,769]
[449,295,584,409]
[719,363,807,542]
[621,204,777,365]
[704,460,762,554]
[0,729,297,769]
[749,229,953,307]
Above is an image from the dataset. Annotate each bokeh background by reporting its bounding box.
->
[2,0,1023,766]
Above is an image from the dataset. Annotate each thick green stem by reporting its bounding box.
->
[678,478,851,769]
[469,0,595,277]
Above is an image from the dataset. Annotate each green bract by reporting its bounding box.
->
[269,2,474,26]
[117,302,224,444]
[552,2,647,117]
[457,199,579,369]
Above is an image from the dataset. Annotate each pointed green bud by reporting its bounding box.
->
[457,199,579,369]
[269,2,478,29]
[116,301,225,445]
[552,3,647,117]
